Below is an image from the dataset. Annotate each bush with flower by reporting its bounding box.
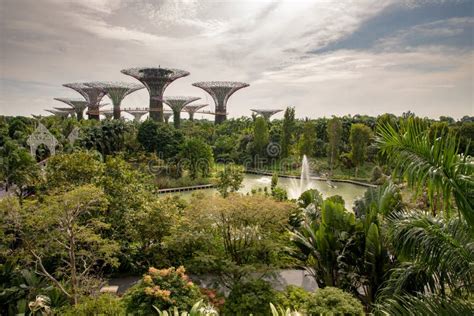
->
[123,266,204,314]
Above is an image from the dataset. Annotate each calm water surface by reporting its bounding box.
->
[164,174,368,210]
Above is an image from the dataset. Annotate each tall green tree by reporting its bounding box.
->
[327,117,342,174]
[179,137,213,179]
[4,186,119,305]
[137,120,184,159]
[280,107,295,158]
[252,117,269,157]
[0,140,40,202]
[349,123,372,177]
[299,120,316,157]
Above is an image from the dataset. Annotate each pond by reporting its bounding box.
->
[165,174,369,210]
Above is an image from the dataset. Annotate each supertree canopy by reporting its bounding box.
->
[120,67,189,122]
[192,81,249,124]
[161,96,200,128]
[124,108,149,122]
[163,111,173,124]
[87,82,143,120]
[63,83,107,120]
[54,98,88,120]
[53,107,76,117]
[250,109,283,120]
[100,109,114,120]
[183,103,208,121]
[45,109,70,118]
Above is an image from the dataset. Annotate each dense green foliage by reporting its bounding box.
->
[0,113,472,315]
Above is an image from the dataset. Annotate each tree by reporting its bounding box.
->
[349,123,372,177]
[216,164,244,198]
[179,137,213,179]
[326,117,342,174]
[45,150,103,190]
[137,121,184,159]
[0,140,40,202]
[375,117,474,313]
[80,120,128,156]
[377,117,473,224]
[6,185,119,305]
[280,107,295,158]
[299,120,316,157]
[252,117,269,157]
[291,200,356,288]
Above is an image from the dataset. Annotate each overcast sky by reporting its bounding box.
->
[0,0,473,120]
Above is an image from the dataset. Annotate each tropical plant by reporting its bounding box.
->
[216,164,243,197]
[223,279,275,316]
[0,140,40,202]
[269,303,302,316]
[179,137,214,179]
[305,287,364,315]
[327,116,342,174]
[291,200,356,288]
[153,300,218,316]
[375,117,474,314]
[123,266,203,314]
[59,293,125,316]
[377,117,473,225]
[350,123,372,177]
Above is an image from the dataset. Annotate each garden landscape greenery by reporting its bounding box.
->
[0,111,473,315]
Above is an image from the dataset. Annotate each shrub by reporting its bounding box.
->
[325,195,345,205]
[223,279,275,316]
[305,287,364,315]
[123,266,203,314]
[60,294,125,316]
[275,285,311,311]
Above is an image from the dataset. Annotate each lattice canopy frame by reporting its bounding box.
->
[121,67,189,122]
[45,109,70,118]
[54,98,89,120]
[250,109,283,120]
[63,83,107,120]
[26,123,59,158]
[183,103,208,121]
[87,82,143,119]
[192,81,249,124]
[124,108,148,122]
[163,111,173,123]
[161,96,200,128]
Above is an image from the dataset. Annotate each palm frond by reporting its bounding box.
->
[376,117,474,226]
[384,211,473,295]
[374,293,474,316]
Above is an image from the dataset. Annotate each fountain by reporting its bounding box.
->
[288,155,312,199]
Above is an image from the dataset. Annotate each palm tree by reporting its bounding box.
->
[374,117,474,314]
[377,117,473,225]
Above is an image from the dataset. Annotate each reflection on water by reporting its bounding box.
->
[164,174,368,211]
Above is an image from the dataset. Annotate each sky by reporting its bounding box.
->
[0,0,473,120]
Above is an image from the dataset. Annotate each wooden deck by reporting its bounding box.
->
[156,183,216,194]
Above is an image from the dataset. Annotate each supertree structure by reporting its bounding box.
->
[100,109,114,120]
[163,111,173,124]
[45,109,70,118]
[123,108,149,122]
[87,82,143,120]
[121,67,190,122]
[192,81,249,124]
[53,107,76,118]
[161,96,200,128]
[183,103,208,121]
[54,98,89,120]
[250,109,283,120]
[63,83,107,120]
